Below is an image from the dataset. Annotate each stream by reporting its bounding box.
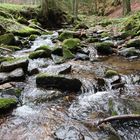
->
[0,30,140,140]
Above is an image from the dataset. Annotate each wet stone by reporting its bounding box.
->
[9,68,25,81]
[41,64,71,75]
[36,73,82,92]
[0,58,29,72]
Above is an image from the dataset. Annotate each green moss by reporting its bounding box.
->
[0,57,14,63]
[0,45,20,51]
[0,98,17,112]
[75,23,88,29]
[14,26,40,37]
[62,38,80,50]
[28,34,38,41]
[58,31,73,41]
[0,33,15,45]
[108,98,118,116]
[63,48,75,59]
[36,45,52,51]
[29,50,51,59]
[101,32,110,38]
[105,70,118,78]
[95,42,114,55]
[99,19,112,27]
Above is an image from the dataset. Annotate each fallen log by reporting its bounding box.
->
[98,114,140,125]
[0,47,12,52]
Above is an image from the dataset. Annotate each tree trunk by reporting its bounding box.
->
[122,0,131,16]
[73,0,79,20]
[41,0,48,19]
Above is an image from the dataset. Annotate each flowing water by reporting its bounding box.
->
[0,32,140,140]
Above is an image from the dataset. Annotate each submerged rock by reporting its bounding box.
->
[36,73,82,92]
[0,98,17,114]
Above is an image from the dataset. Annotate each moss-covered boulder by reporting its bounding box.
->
[62,38,81,51]
[0,98,17,114]
[13,26,40,37]
[0,56,14,64]
[29,50,51,59]
[35,45,52,51]
[0,58,29,72]
[58,31,73,41]
[0,33,15,45]
[0,45,21,51]
[95,42,114,55]
[36,73,82,92]
[63,48,75,59]
[28,34,38,41]
[105,70,118,78]
[126,39,140,49]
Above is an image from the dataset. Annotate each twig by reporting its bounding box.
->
[98,114,140,125]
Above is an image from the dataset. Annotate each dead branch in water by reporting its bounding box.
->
[98,114,140,125]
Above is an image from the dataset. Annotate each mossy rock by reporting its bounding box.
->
[29,50,51,59]
[58,31,73,41]
[75,23,89,29]
[35,45,52,51]
[36,73,82,92]
[101,32,110,38]
[105,70,118,78]
[14,26,40,37]
[0,56,14,63]
[28,34,38,41]
[95,42,114,55]
[86,37,99,43]
[62,38,81,51]
[0,45,21,51]
[0,33,15,45]
[126,39,140,49]
[0,98,17,114]
[63,48,75,60]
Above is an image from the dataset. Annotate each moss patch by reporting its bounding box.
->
[105,70,118,78]
[0,33,15,45]
[58,31,73,41]
[0,98,17,113]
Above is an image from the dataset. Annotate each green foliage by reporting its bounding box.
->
[63,48,75,59]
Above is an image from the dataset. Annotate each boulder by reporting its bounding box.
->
[0,73,9,84]
[105,70,118,78]
[95,42,114,55]
[126,39,140,49]
[9,68,25,81]
[62,38,81,51]
[29,50,51,59]
[118,47,140,57]
[0,33,15,45]
[0,98,17,114]
[0,58,29,72]
[58,31,73,41]
[36,73,82,92]
[42,64,71,74]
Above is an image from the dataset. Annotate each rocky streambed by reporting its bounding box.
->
[0,27,140,140]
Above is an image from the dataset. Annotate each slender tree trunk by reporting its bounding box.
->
[122,0,131,16]
[41,0,48,19]
[73,0,78,20]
